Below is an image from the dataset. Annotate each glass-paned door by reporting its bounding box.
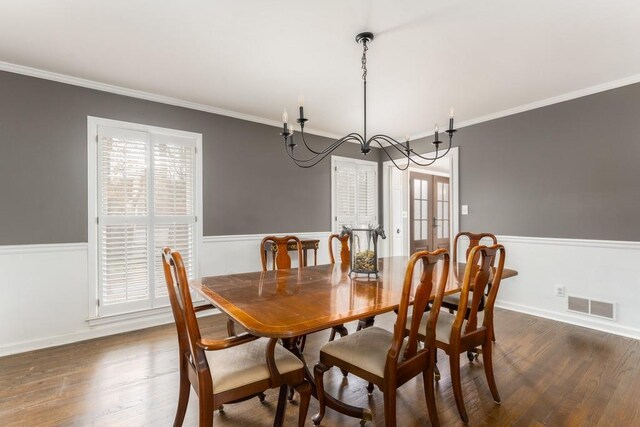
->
[409,172,450,253]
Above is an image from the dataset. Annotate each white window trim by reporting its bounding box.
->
[87,116,203,321]
[331,155,379,233]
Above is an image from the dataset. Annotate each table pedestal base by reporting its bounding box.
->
[281,337,373,424]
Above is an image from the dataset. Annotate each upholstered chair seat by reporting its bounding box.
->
[206,338,304,394]
[319,327,407,378]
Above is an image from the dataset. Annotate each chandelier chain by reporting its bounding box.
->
[361,41,368,82]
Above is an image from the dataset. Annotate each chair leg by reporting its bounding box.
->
[328,328,337,342]
[173,360,191,427]
[450,353,469,423]
[274,384,288,427]
[329,324,349,342]
[383,386,397,427]
[312,362,331,425]
[423,361,440,426]
[294,381,312,427]
[199,393,214,427]
[366,382,375,395]
[482,342,501,403]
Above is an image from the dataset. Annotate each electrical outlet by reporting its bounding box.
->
[461,205,469,215]
[555,285,565,297]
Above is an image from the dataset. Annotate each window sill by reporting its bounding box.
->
[86,302,218,327]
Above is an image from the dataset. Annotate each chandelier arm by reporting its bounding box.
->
[287,138,364,168]
[299,127,331,155]
[284,134,363,166]
[371,134,446,167]
[368,134,412,155]
[301,131,364,156]
[370,138,410,171]
[410,137,452,162]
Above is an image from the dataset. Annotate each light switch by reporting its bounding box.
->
[461,205,469,215]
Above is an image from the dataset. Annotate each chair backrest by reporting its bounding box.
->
[260,235,303,271]
[453,232,498,264]
[162,247,207,373]
[328,233,350,264]
[453,244,506,340]
[388,249,450,372]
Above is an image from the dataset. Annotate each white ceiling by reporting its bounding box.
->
[2,0,640,139]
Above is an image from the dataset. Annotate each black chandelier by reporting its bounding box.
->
[279,32,457,170]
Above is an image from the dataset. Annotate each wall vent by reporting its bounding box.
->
[567,295,616,321]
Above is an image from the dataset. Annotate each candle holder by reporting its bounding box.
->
[340,225,386,278]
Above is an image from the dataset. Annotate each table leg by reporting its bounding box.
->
[280,337,373,423]
[356,316,375,331]
[303,249,308,267]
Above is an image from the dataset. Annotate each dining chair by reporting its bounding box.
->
[260,235,304,271]
[327,233,351,342]
[413,244,506,423]
[162,248,311,427]
[327,233,376,339]
[328,233,350,265]
[312,249,450,427]
[442,232,498,346]
[259,235,307,400]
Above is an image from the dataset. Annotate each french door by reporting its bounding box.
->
[409,172,450,253]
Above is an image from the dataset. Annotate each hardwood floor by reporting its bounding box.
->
[1,308,639,426]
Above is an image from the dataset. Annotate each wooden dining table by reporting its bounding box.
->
[190,256,518,422]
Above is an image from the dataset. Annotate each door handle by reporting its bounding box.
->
[396,228,401,234]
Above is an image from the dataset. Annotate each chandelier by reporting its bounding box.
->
[279,32,457,169]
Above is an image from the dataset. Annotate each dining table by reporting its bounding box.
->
[190,256,518,422]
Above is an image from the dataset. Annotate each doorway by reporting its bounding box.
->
[382,147,458,258]
[409,172,450,253]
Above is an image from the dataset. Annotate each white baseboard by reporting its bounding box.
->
[496,301,640,340]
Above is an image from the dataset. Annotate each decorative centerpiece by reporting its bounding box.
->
[340,225,386,278]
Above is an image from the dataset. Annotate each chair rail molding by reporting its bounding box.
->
[2,232,638,356]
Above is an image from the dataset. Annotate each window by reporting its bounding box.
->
[88,118,202,317]
[331,156,378,231]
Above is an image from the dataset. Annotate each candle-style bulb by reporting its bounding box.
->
[434,124,439,133]
[449,107,455,118]
[298,95,304,107]
[289,123,294,134]
[282,108,288,123]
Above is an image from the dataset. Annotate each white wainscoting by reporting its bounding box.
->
[1,233,638,356]
[0,231,332,356]
[495,235,640,340]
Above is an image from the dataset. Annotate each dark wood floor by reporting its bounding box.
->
[1,308,639,426]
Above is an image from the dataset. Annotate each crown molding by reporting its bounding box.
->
[3,60,640,144]
[409,73,640,141]
[0,61,343,140]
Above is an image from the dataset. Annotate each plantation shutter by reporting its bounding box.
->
[333,158,378,231]
[334,160,357,229]
[152,134,196,299]
[357,164,377,226]
[97,125,197,316]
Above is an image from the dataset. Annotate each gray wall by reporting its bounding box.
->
[406,83,640,241]
[0,70,379,245]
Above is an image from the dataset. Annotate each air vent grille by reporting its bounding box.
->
[567,295,615,320]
